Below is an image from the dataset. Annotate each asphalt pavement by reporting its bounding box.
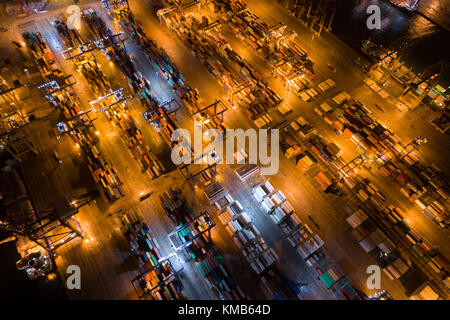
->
[1,0,448,300]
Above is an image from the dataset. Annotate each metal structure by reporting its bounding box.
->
[286,0,336,35]
[370,35,408,83]
[101,0,129,14]
[229,80,253,108]
[157,0,200,23]
[190,99,227,125]
[338,155,367,180]
[144,98,180,123]
[400,136,427,159]
[37,76,77,101]
[0,79,37,162]
[201,19,223,40]
[0,192,98,255]
[167,211,215,251]
[89,88,130,113]
[61,32,127,61]
[131,253,184,299]
[179,152,218,187]
[56,110,97,135]
[400,61,450,109]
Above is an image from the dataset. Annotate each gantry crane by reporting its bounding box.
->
[369,35,408,84]
[0,190,99,256]
[400,61,450,109]
[0,77,37,162]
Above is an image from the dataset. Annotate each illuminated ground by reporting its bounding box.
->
[1,0,448,300]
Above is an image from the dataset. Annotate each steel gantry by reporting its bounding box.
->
[369,35,408,84]
[229,80,253,108]
[157,0,201,23]
[89,88,130,113]
[167,211,215,251]
[144,98,180,123]
[400,61,450,109]
[0,192,99,256]
[399,136,427,159]
[179,152,219,188]
[61,32,127,61]
[190,99,227,125]
[37,76,77,102]
[337,155,367,181]
[56,110,97,135]
[101,0,129,15]
[0,80,37,162]
[131,253,184,299]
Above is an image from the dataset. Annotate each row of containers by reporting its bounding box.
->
[79,8,166,178]
[205,174,360,300]
[250,179,360,300]
[24,30,125,203]
[314,92,449,228]
[160,187,247,300]
[209,182,307,300]
[102,1,228,148]
[346,178,450,295]
[159,7,283,125]
[209,0,315,95]
[278,110,449,296]
[121,209,184,300]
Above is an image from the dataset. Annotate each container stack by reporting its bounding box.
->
[324,99,449,228]
[210,0,247,13]
[108,6,185,94]
[345,205,410,280]
[122,210,164,273]
[316,264,359,300]
[145,103,182,148]
[162,12,281,120]
[227,9,267,52]
[134,260,182,300]
[182,86,227,135]
[24,31,124,203]
[82,8,110,39]
[82,9,156,111]
[106,107,165,178]
[121,210,184,300]
[215,194,278,276]
[214,191,303,300]
[160,188,246,300]
[348,179,448,280]
[307,135,342,168]
[252,181,324,264]
[22,31,64,80]
[81,9,166,178]
[274,59,310,95]
[378,154,449,228]
[53,17,112,97]
[52,17,83,48]
[224,8,314,89]
[259,264,304,300]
